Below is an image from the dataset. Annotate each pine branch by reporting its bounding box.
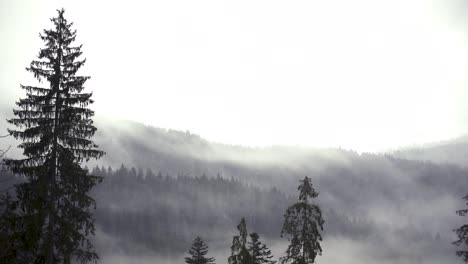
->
[0,145,11,159]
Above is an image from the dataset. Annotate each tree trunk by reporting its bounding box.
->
[46,14,63,264]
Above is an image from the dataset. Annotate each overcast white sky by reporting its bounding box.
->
[1,0,468,152]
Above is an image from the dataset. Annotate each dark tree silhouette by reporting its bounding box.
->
[3,8,104,264]
[280,176,324,264]
[229,218,253,264]
[185,237,216,264]
[248,233,276,264]
[454,194,468,262]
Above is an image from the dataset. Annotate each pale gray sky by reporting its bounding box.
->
[1,0,467,152]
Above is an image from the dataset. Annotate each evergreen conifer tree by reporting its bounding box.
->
[248,233,276,264]
[185,237,216,264]
[454,194,468,262]
[229,218,253,264]
[3,8,104,264]
[280,177,324,264]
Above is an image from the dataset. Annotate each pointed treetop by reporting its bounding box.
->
[229,217,253,264]
[185,236,215,264]
[298,176,318,202]
[237,217,248,246]
[281,176,324,264]
[249,232,276,264]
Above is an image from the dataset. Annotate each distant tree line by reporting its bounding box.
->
[89,164,290,256]
[2,161,450,260]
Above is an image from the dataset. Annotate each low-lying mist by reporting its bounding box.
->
[2,118,467,263]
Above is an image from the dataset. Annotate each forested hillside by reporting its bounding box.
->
[393,136,468,168]
[2,119,468,263]
[58,154,468,262]
[90,166,288,256]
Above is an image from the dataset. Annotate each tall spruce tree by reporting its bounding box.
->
[4,8,104,264]
[185,237,216,264]
[248,233,276,264]
[229,218,253,264]
[280,177,324,264]
[454,194,468,262]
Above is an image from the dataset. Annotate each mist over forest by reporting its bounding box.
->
[90,121,468,264]
[2,118,468,263]
[2,1,468,264]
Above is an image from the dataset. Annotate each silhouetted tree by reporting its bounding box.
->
[3,8,103,264]
[185,237,216,264]
[454,194,468,262]
[248,233,276,264]
[229,218,253,264]
[280,177,324,264]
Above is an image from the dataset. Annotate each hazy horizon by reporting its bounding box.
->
[95,114,468,154]
[1,0,468,152]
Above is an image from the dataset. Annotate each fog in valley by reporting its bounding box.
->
[1,0,468,264]
[84,123,468,264]
[2,120,467,263]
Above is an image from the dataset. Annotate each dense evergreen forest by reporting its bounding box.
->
[90,165,289,256]
[67,161,468,261]
[1,158,462,262]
